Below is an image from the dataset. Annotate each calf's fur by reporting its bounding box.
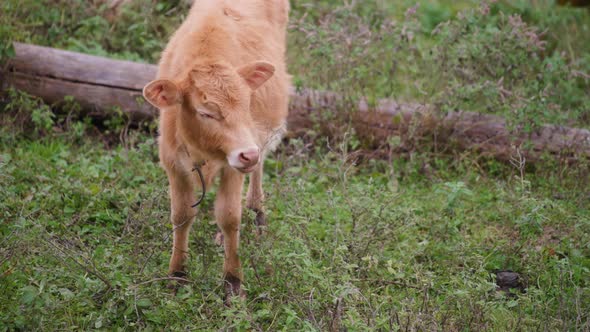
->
[142,0,290,299]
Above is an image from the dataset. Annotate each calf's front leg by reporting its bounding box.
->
[215,166,246,301]
[166,166,198,277]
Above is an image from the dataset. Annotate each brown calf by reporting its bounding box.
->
[142,0,290,299]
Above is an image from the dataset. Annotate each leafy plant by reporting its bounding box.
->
[428,2,590,129]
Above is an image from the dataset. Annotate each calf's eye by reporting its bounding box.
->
[198,112,215,119]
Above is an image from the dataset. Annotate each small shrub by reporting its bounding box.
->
[429,2,590,129]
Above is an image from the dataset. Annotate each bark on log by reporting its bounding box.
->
[2,42,590,162]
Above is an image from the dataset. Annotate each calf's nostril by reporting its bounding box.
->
[239,152,250,163]
[237,149,260,167]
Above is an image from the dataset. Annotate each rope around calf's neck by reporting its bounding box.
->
[192,164,206,208]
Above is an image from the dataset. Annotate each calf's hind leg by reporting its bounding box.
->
[246,162,266,229]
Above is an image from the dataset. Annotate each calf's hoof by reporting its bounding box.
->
[214,230,224,246]
[252,208,267,237]
[253,209,266,227]
[167,270,189,294]
[223,274,246,306]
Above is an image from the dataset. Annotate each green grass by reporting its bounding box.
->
[1,0,590,330]
[1,133,589,330]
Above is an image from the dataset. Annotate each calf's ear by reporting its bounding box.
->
[143,79,181,108]
[237,61,275,90]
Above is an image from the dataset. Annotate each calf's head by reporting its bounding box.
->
[143,61,275,173]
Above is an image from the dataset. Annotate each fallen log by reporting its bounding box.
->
[2,42,590,162]
[1,43,157,120]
